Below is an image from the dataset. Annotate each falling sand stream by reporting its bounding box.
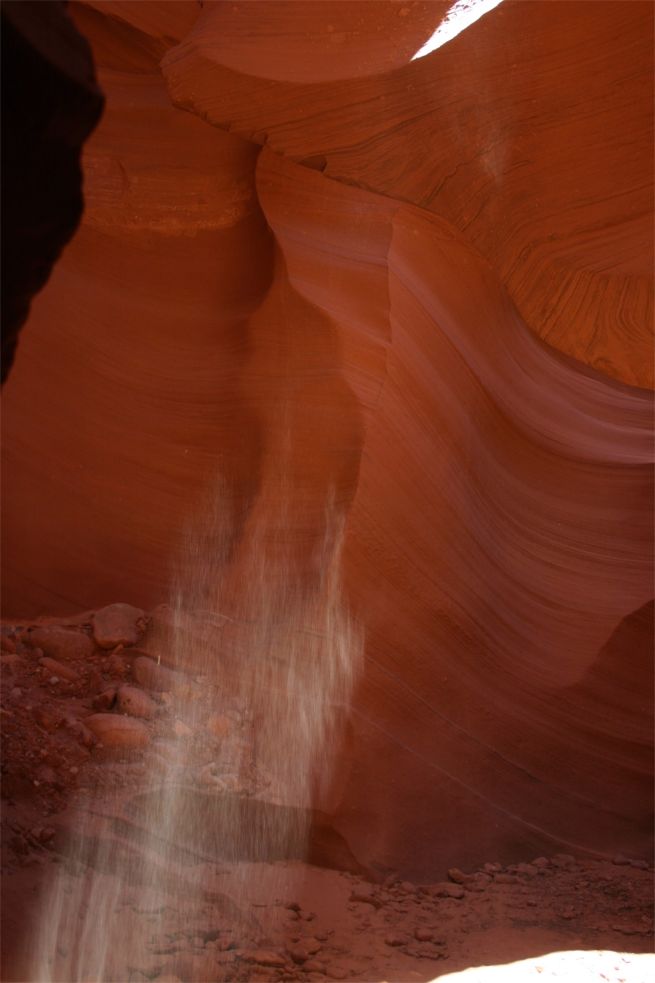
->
[30,478,363,982]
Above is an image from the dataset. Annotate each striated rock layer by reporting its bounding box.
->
[1,1,653,877]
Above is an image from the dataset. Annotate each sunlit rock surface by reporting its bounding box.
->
[1,0,652,878]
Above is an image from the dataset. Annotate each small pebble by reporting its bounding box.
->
[432,882,465,899]
[173,719,193,739]
[551,853,576,869]
[39,656,78,682]
[244,950,287,968]
[116,685,156,720]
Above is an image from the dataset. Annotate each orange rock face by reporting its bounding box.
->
[1,1,652,876]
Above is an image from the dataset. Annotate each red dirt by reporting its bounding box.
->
[2,612,652,982]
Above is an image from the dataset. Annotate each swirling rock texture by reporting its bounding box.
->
[2,0,653,883]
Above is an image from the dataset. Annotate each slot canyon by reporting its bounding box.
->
[1,2,653,981]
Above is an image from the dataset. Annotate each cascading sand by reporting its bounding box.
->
[30,480,363,982]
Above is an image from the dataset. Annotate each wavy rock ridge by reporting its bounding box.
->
[1,0,653,877]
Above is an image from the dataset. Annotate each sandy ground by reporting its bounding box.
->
[1,611,653,982]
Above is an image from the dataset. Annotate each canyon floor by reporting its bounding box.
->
[1,609,653,982]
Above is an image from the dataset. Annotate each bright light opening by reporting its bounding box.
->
[431,949,654,982]
[411,0,504,60]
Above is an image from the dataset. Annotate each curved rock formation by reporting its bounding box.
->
[162,0,654,388]
[1,0,652,878]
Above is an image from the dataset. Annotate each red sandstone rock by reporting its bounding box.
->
[432,883,465,900]
[92,686,117,711]
[116,685,156,720]
[25,627,94,662]
[132,655,183,694]
[32,705,64,733]
[162,1,653,389]
[172,719,192,740]
[350,887,381,909]
[92,603,147,649]
[0,0,652,885]
[243,950,287,968]
[83,712,150,749]
[38,657,78,683]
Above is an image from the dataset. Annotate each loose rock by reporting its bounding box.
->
[552,853,576,868]
[93,687,118,711]
[244,950,287,968]
[32,705,64,732]
[84,712,150,749]
[92,603,147,649]
[432,882,465,899]
[38,657,78,683]
[173,719,193,739]
[326,963,355,980]
[287,944,309,964]
[26,627,94,662]
[116,685,156,720]
[64,717,96,747]
[516,862,538,877]
[350,887,381,908]
[132,655,183,693]
[465,872,492,891]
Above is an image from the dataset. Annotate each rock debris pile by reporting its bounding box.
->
[1,604,653,982]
